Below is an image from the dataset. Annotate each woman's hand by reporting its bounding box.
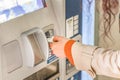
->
[49,36,69,58]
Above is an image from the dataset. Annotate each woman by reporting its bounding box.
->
[50,36,120,78]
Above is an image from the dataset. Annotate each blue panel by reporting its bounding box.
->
[68,71,81,80]
[66,0,82,79]
[66,0,82,35]
[66,0,81,19]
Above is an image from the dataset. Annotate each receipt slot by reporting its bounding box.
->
[21,27,49,67]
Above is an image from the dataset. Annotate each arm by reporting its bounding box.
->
[50,36,120,78]
[65,40,98,78]
[66,41,120,78]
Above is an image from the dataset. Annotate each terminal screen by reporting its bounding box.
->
[0,0,46,23]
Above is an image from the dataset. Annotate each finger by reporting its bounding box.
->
[53,35,64,42]
[49,42,53,48]
[49,42,58,49]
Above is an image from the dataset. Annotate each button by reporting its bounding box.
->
[73,20,78,25]
[45,31,51,38]
[66,17,74,38]
[49,29,54,36]
[73,15,79,20]
[74,24,79,30]
[73,29,79,35]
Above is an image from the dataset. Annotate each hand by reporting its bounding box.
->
[49,36,69,58]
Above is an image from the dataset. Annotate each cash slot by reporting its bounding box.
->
[24,61,59,80]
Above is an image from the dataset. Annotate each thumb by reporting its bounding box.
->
[49,42,58,49]
[49,42,53,49]
[53,36,64,42]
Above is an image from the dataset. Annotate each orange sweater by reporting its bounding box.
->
[64,40,75,65]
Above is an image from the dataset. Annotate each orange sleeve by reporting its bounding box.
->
[64,40,75,65]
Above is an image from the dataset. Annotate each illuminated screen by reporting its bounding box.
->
[0,0,46,23]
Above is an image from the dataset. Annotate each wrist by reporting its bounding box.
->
[64,40,75,65]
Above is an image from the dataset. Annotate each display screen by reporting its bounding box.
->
[0,0,46,23]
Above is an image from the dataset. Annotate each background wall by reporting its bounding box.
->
[98,0,120,50]
[94,0,120,80]
[82,0,95,80]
